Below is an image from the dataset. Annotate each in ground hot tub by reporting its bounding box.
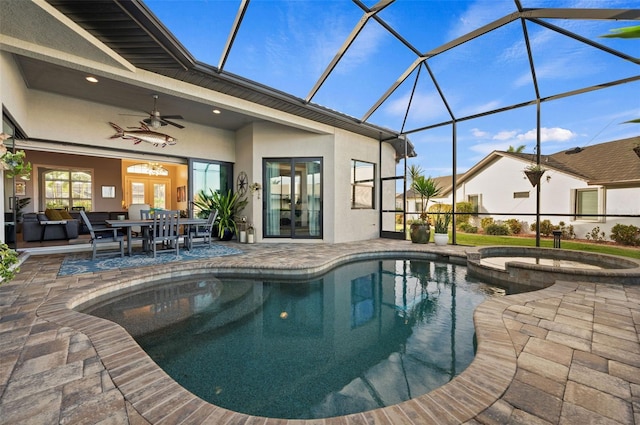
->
[467,246,640,292]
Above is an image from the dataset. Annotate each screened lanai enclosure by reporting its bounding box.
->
[4,0,639,244]
[140,0,640,244]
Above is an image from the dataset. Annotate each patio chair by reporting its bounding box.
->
[149,210,180,258]
[188,210,218,249]
[79,210,124,260]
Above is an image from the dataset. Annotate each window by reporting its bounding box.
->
[468,194,480,214]
[513,191,529,199]
[264,158,322,238]
[43,169,92,210]
[575,188,599,221]
[350,160,375,209]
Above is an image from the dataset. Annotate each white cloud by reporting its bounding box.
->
[493,130,518,141]
[385,91,447,121]
[447,0,514,40]
[466,126,577,157]
[517,127,577,142]
[471,128,489,138]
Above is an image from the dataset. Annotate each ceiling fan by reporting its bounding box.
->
[129,94,185,129]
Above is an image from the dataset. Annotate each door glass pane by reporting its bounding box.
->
[153,183,166,209]
[265,160,290,237]
[132,182,145,204]
[295,160,321,237]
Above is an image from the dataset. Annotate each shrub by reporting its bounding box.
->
[480,217,494,231]
[0,243,20,283]
[610,224,640,246]
[485,223,510,235]
[531,220,555,236]
[585,226,606,243]
[505,219,522,235]
[455,201,474,225]
[458,222,478,233]
[556,221,575,240]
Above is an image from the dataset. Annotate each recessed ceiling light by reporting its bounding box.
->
[212,109,221,114]
[85,76,98,83]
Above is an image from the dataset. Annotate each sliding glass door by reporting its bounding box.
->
[189,159,232,215]
[264,158,322,239]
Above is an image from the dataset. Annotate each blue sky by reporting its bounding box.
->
[145,0,639,177]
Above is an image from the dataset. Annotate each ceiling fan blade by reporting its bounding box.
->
[161,119,185,129]
[159,114,183,120]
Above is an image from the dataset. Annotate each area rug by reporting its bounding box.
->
[58,245,243,276]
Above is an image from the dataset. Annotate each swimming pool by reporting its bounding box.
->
[83,258,507,419]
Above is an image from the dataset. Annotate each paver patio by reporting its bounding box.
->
[1,239,639,424]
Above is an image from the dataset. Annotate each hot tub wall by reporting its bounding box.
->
[467,247,640,291]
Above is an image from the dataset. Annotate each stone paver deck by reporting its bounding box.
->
[1,239,639,424]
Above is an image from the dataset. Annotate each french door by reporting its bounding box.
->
[264,158,322,239]
[125,176,171,209]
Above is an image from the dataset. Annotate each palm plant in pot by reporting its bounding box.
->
[409,174,442,244]
[431,203,452,246]
[193,188,248,240]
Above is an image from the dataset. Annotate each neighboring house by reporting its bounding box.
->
[421,137,640,240]
[399,175,459,220]
[0,1,414,244]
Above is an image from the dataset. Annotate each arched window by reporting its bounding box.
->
[126,163,169,176]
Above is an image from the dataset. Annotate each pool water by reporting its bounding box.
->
[84,258,506,419]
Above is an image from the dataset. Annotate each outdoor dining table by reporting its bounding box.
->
[105,217,208,256]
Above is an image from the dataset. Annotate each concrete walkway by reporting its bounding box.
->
[0,239,638,424]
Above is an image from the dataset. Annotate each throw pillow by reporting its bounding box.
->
[59,210,73,220]
[45,208,63,221]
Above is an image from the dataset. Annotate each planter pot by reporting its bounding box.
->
[434,232,448,246]
[524,169,545,187]
[410,223,430,244]
[220,228,235,241]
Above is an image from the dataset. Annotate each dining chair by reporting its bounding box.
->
[79,210,124,260]
[127,203,150,236]
[188,210,218,249]
[149,210,180,258]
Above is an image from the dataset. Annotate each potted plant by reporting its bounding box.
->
[0,134,32,180]
[409,174,442,244]
[431,204,452,246]
[215,189,248,241]
[524,163,546,187]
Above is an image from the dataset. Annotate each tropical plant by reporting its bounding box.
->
[431,204,452,234]
[193,188,217,219]
[411,175,442,223]
[213,189,248,239]
[507,145,526,153]
[0,243,20,283]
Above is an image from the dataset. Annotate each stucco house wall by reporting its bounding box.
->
[0,12,405,245]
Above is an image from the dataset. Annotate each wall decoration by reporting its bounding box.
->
[102,186,116,198]
[177,185,186,202]
[15,181,26,196]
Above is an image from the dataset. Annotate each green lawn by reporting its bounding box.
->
[453,232,640,260]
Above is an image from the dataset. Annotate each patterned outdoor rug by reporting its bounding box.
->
[58,244,243,276]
